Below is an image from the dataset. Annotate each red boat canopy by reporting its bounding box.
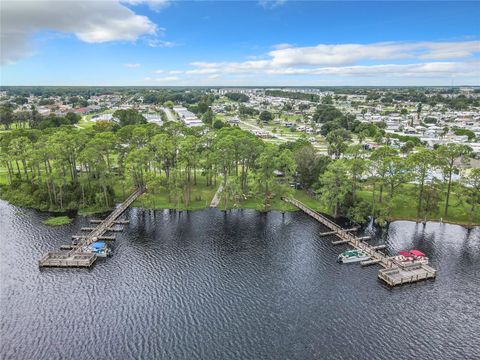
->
[410,250,426,257]
[399,251,413,257]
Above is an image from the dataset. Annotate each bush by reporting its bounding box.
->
[347,200,371,224]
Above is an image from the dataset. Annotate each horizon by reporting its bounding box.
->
[1,1,480,86]
[1,85,480,88]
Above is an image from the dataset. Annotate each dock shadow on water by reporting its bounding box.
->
[0,200,479,360]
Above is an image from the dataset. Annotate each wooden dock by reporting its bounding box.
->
[38,252,96,267]
[283,197,437,287]
[90,219,130,224]
[39,187,145,268]
[379,264,436,286]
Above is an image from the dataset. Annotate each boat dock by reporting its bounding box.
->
[39,187,145,268]
[283,197,437,287]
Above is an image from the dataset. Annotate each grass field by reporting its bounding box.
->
[233,193,297,212]
[132,176,219,211]
[0,168,10,185]
[1,161,477,225]
[0,122,30,132]
[77,110,115,130]
[42,216,72,226]
[292,184,479,226]
[356,185,479,225]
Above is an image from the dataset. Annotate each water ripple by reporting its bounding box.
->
[0,200,479,360]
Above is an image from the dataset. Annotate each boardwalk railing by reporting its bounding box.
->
[39,187,145,268]
[68,187,145,255]
[284,197,394,267]
[283,196,436,286]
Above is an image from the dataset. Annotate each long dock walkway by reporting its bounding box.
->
[39,187,145,268]
[283,197,437,287]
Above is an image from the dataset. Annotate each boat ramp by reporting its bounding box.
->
[283,197,437,287]
[38,187,145,268]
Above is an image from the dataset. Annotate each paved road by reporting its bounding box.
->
[238,119,290,142]
[161,107,177,122]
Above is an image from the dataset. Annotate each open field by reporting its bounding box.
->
[356,185,480,225]
[77,109,115,129]
[2,161,477,224]
[133,177,218,211]
[293,185,479,226]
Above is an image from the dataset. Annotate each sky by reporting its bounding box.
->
[1,0,479,86]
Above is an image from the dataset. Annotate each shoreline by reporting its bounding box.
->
[2,197,478,228]
[383,216,480,228]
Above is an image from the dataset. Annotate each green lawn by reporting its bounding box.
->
[0,168,10,185]
[77,110,115,130]
[2,160,477,225]
[42,216,72,226]
[132,176,219,211]
[0,122,30,132]
[293,184,479,226]
[356,185,479,225]
[77,115,96,129]
[293,190,329,213]
[234,193,297,212]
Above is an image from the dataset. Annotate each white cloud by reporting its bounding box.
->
[124,63,141,68]
[272,43,293,50]
[267,41,480,67]
[144,76,181,82]
[258,0,287,9]
[1,0,158,65]
[264,61,480,78]
[165,40,479,83]
[122,0,170,12]
[147,39,178,48]
[152,69,184,74]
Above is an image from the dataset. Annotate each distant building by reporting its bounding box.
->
[173,106,203,127]
[73,107,89,114]
[92,113,113,121]
[144,114,163,125]
[228,117,240,124]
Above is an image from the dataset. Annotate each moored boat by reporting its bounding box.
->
[85,242,112,257]
[393,250,429,265]
[337,249,370,263]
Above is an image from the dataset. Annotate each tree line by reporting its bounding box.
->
[0,104,82,130]
[0,109,478,224]
[311,143,479,224]
[265,90,320,102]
[0,120,296,212]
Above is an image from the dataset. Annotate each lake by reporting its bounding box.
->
[0,200,479,360]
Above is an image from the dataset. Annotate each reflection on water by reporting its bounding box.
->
[0,200,479,360]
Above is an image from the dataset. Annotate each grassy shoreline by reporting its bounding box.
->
[2,192,478,227]
[42,216,72,226]
[0,177,480,226]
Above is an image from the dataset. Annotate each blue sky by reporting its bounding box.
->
[1,1,479,86]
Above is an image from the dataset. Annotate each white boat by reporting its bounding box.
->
[337,249,370,264]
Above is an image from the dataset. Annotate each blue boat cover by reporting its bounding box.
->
[91,242,106,249]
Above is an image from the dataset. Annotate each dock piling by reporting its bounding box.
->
[283,197,437,287]
[39,187,145,268]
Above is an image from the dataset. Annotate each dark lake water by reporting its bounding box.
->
[1,199,479,360]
